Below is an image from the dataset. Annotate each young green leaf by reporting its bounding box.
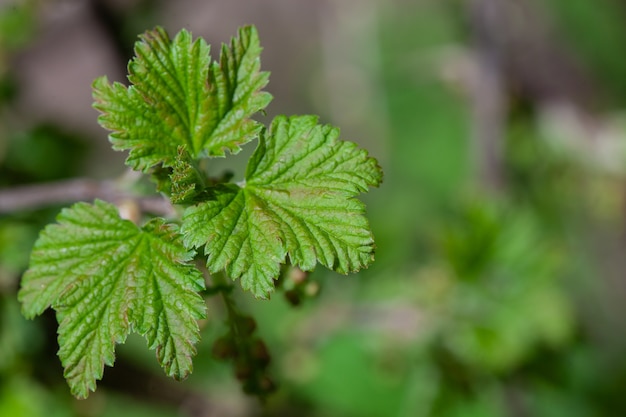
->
[182,115,383,298]
[92,25,272,171]
[18,200,206,398]
[169,146,207,204]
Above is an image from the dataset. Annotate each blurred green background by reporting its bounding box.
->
[2,0,626,416]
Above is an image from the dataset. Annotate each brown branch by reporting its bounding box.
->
[462,0,602,191]
[0,178,175,217]
[465,0,599,109]
[467,0,509,192]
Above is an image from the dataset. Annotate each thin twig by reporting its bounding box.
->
[0,178,175,217]
[465,0,508,192]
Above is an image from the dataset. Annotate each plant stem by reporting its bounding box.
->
[210,271,243,336]
[0,178,174,216]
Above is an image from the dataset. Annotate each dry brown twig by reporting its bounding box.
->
[0,178,175,217]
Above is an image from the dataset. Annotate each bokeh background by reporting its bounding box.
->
[2,0,626,416]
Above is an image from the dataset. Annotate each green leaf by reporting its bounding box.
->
[92,25,272,171]
[18,200,206,398]
[182,115,383,298]
[167,146,207,204]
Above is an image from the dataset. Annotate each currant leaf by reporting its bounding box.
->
[182,115,383,298]
[92,25,272,171]
[18,200,206,398]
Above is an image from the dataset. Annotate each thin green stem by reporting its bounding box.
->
[212,271,246,341]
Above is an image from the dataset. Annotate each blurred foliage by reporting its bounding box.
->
[0,124,86,186]
[430,202,574,373]
[1,0,626,416]
[544,0,626,106]
[0,0,37,53]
